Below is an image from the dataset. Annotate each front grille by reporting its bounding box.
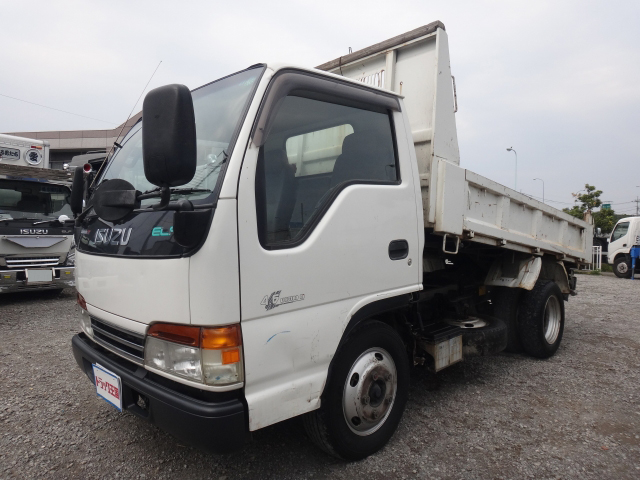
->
[6,256,60,268]
[91,317,145,365]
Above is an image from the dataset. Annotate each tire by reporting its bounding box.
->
[613,256,631,278]
[302,321,410,460]
[492,287,523,353]
[517,281,565,358]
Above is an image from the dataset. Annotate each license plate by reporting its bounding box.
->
[92,364,123,411]
[27,269,53,283]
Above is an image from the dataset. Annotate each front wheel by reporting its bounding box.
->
[613,257,631,278]
[303,321,409,460]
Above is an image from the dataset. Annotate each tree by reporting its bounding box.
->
[563,184,603,219]
[593,207,617,234]
[563,205,584,219]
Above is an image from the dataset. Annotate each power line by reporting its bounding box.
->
[520,192,574,205]
[0,92,117,125]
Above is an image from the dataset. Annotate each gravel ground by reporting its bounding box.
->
[1,274,639,479]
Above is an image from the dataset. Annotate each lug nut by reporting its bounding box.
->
[372,410,379,419]
[361,395,370,405]
[385,373,392,382]
[372,372,379,381]
[385,396,393,405]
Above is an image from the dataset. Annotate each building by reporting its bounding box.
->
[6,112,141,169]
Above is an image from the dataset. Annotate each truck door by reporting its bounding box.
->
[609,221,630,258]
[236,71,422,430]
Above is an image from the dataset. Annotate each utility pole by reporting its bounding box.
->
[506,147,517,190]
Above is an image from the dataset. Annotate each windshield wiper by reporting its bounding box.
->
[1,217,50,222]
[138,187,212,200]
[32,216,70,226]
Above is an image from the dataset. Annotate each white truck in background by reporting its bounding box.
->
[608,216,640,278]
[70,22,592,460]
[0,133,50,168]
[0,164,75,293]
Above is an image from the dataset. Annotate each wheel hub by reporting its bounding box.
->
[543,295,561,344]
[343,348,397,436]
[618,262,628,274]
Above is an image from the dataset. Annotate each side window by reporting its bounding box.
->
[611,222,629,242]
[285,124,354,176]
[256,95,398,248]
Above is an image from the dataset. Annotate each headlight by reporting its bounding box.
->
[144,323,243,387]
[145,337,202,382]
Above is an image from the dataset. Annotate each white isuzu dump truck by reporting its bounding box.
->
[70,22,592,459]
[0,133,50,168]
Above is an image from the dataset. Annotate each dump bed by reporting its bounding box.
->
[317,22,592,264]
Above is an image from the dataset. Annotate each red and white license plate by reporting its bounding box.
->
[92,364,122,411]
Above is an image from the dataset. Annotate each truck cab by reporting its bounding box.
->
[0,165,75,293]
[608,217,640,278]
[71,23,591,459]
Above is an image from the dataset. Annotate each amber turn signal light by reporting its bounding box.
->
[201,325,242,350]
[147,323,242,350]
[221,348,241,365]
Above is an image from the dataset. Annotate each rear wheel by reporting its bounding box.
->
[518,281,565,358]
[492,287,523,353]
[303,321,409,460]
[613,257,631,278]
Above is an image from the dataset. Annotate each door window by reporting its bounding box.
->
[255,95,398,248]
[611,222,629,242]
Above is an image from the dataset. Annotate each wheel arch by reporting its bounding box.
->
[539,258,570,294]
[318,293,413,402]
[337,293,412,351]
[613,252,630,264]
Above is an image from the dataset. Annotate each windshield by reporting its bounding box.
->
[99,67,264,206]
[0,179,72,221]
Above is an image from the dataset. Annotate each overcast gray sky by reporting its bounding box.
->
[2,0,639,213]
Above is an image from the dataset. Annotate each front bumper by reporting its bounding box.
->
[72,333,248,452]
[0,266,75,293]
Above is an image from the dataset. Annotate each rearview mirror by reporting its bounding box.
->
[70,167,85,215]
[142,84,197,188]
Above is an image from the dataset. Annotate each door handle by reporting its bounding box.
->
[389,240,409,260]
[623,244,627,247]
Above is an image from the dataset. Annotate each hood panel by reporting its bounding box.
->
[76,251,190,324]
[0,236,71,262]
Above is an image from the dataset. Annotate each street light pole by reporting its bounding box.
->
[534,178,545,203]
[506,147,517,190]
